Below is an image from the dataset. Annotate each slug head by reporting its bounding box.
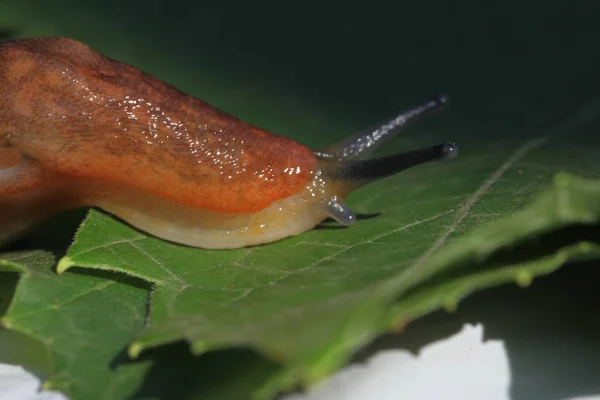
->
[298,95,458,227]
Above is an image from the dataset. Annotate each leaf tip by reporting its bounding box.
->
[190,340,208,355]
[42,378,68,392]
[578,241,593,253]
[41,380,54,390]
[389,315,407,333]
[515,269,533,288]
[553,172,571,188]
[56,257,75,274]
[128,342,144,359]
[443,298,458,313]
[267,349,288,363]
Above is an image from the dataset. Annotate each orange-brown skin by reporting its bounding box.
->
[0,37,317,214]
[0,37,455,249]
[0,148,77,244]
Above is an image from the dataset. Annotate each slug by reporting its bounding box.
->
[0,37,458,249]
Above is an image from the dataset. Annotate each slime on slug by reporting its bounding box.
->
[0,37,458,249]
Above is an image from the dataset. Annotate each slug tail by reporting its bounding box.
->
[0,151,77,247]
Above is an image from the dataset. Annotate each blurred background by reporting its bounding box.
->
[1,0,598,148]
[1,1,600,399]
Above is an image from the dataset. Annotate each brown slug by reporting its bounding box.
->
[0,37,457,249]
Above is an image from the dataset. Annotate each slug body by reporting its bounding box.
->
[0,37,457,249]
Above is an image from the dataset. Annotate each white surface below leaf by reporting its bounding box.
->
[0,364,66,400]
[1,323,599,400]
[283,323,510,400]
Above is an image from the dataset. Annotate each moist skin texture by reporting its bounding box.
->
[0,37,317,215]
[88,170,351,249]
[0,158,349,249]
[0,37,340,248]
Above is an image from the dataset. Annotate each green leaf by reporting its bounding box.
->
[58,96,600,397]
[2,1,600,398]
[0,251,152,400]
[0,268,53,378]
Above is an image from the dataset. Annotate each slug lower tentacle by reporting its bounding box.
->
[0,37,458,249]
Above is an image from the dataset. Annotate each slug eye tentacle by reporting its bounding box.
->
[325,196,356,226]
[316,94,449,161]
[327,141,458,189]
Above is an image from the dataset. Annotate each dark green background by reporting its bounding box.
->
[1,1,600,399]
[3,1,599,143]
